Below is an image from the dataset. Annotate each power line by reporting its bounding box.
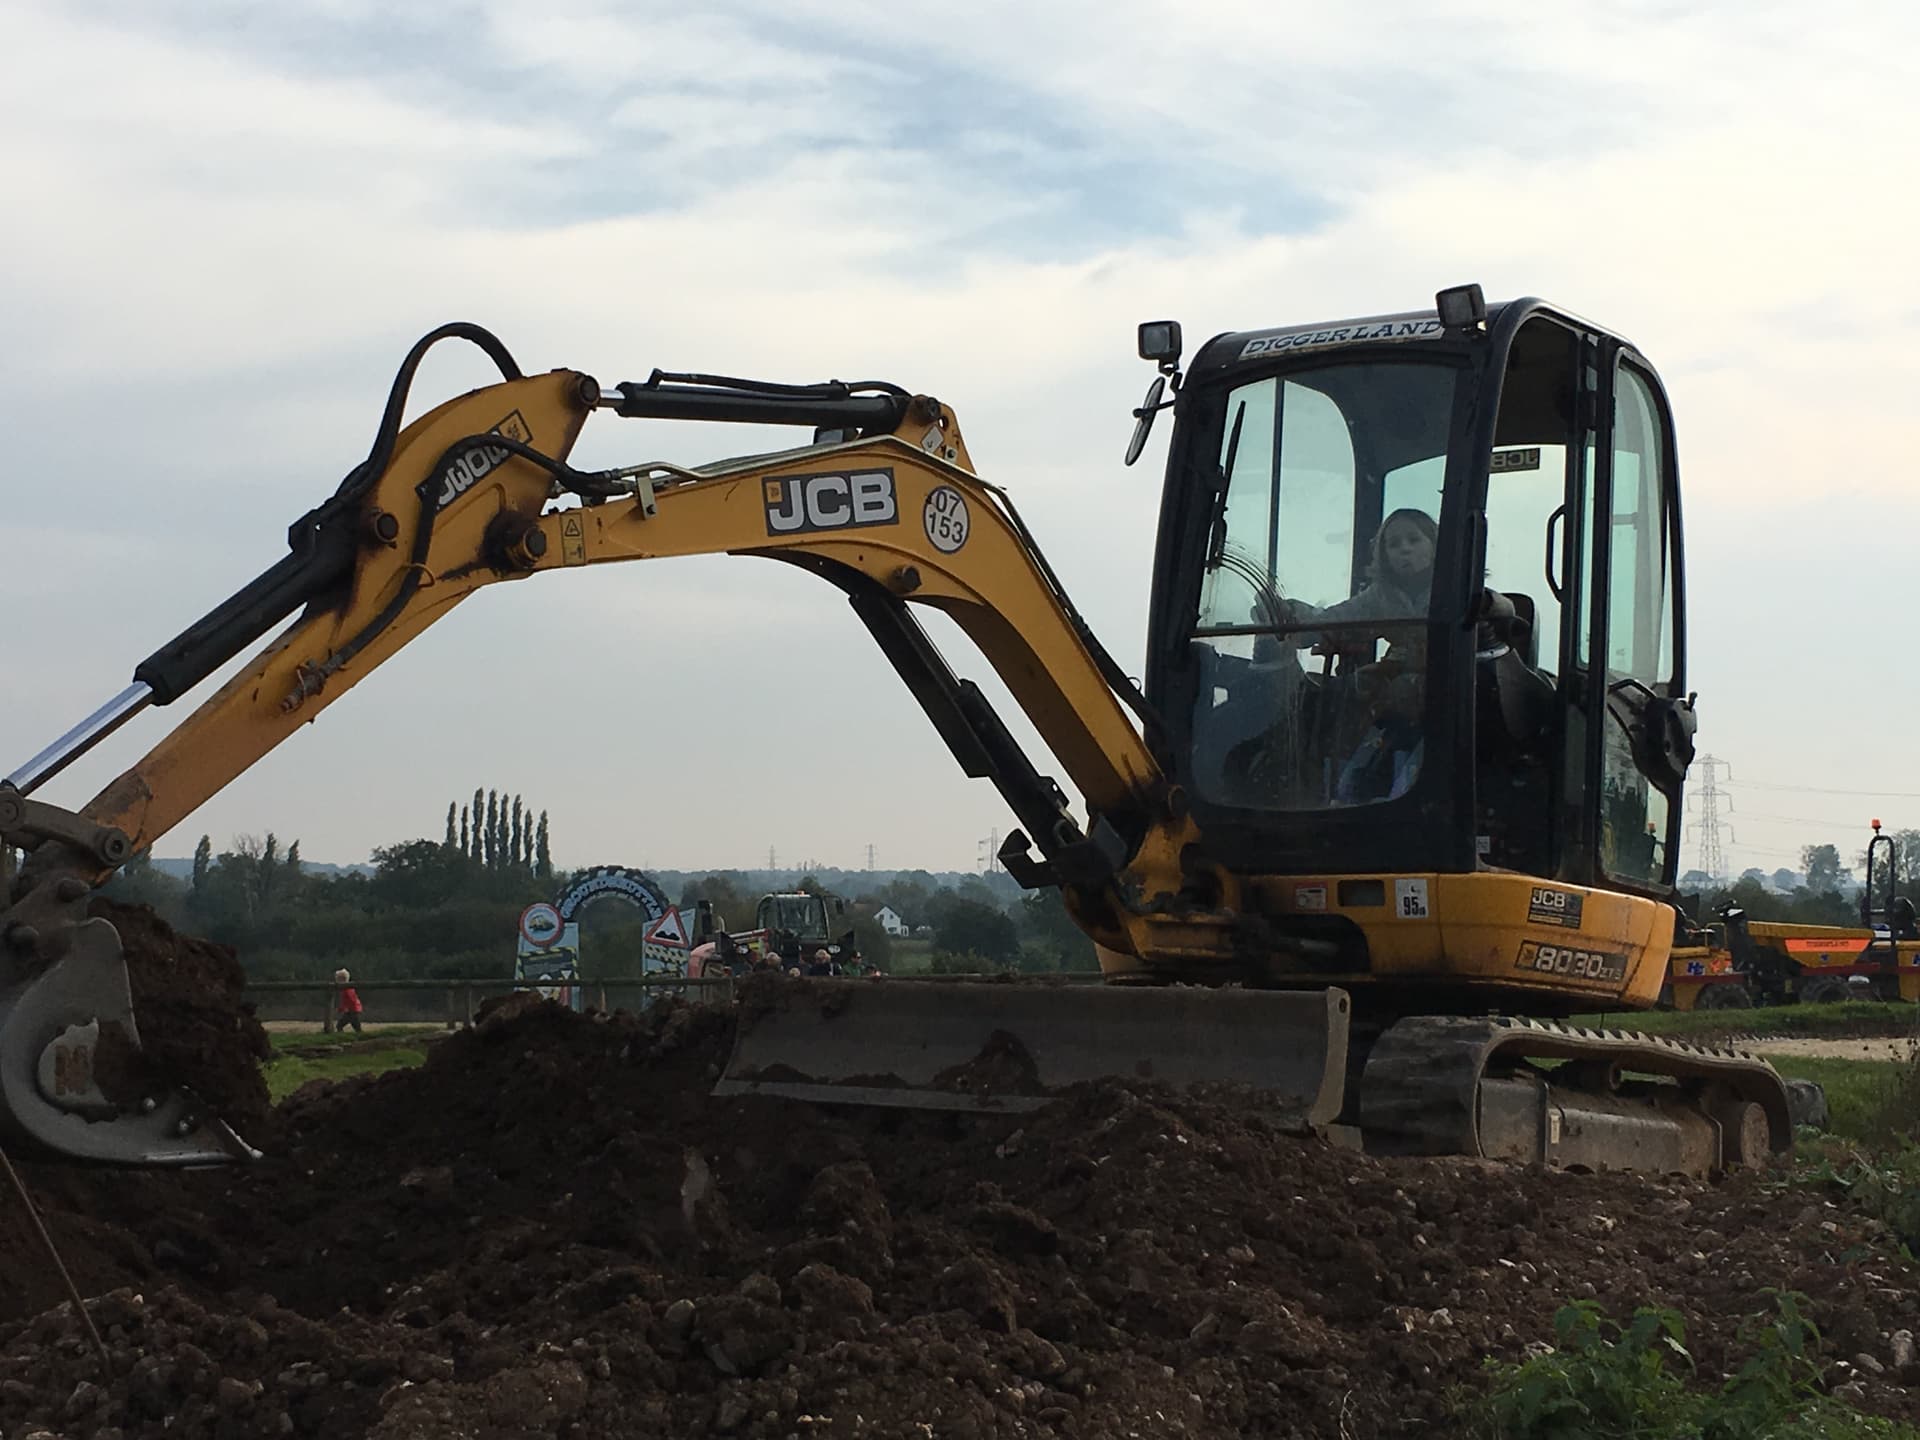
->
[1725,779,1920,800]
[1734,811,1883,828]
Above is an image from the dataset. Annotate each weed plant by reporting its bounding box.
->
[1462,1294,1916,1439]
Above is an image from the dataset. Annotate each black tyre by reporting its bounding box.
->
[1798,976,1850,1004]
[1696,980,1753,1010]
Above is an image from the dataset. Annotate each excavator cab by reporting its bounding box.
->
[1143,289,1696,1011]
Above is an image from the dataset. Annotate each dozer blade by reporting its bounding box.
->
[1358,1016,1792,1176]
[0,914,256,1166]
[714,978,1351,1125]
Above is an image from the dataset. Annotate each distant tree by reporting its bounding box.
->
[1802,844,1843,894]
[484,791,499,870]
[535,812,552,880]
[104,847,188,911]
[681,873,751,932]
[955,874,1003,910]
[1897,830,1920,887]
[460,805,471,855]
[1016,888,1098,970]
[849,913,894,971]
[259,833,282,907]
[470,789,484,862]
[510,796,525,869]
[191,835,212,900]
[1701,873,1855,928]
[930,895,1020,966]
[445,803,457,849]
[369,838,470,908]
[285,840,301,872]
[1864,829,1920,894]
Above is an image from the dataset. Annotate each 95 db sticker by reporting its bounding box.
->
[1515,941,1628,985]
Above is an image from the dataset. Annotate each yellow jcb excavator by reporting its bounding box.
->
[0,288,1791,1174]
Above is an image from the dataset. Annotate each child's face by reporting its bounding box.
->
[1383,522,1433,578]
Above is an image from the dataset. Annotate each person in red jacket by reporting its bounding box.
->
[332,967,364,1034]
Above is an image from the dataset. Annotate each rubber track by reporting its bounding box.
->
[1357,1015,1794,1161]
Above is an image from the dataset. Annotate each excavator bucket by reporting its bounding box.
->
[0,912,255,1166]
[714,978,1352,1126]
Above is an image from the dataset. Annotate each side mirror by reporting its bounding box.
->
[1124,375,1167,467]
[1606,679,1697,794]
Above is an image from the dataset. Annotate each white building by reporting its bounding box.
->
[874,905,908,937]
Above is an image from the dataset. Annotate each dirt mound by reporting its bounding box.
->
[6,961,1920,1436]
[90,898,273,1139]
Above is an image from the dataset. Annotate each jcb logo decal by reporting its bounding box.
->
[420,410,532,513]
[764,468,898,536]
[1527,885,1584,929]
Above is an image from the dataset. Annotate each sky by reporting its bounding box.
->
[3,0,1917,879]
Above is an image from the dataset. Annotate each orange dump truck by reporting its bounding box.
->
[1667,917,1920,1010]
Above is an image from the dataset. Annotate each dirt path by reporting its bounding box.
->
[1747,1035,1915,1061]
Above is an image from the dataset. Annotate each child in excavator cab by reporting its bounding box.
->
[1278,508,1437,805]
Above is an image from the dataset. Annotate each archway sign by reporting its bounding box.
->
[516,867,677,1009]
[554,865,670,925]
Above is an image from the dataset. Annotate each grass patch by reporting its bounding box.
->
[1571,1000,1920,1042]
[269,1024,445,1057]
[1772,1056,1906,1146]
[261,1027,441,1103]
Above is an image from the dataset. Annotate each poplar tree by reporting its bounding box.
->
[191,835,213,900]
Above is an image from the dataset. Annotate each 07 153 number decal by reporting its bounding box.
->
[924,486,970,553]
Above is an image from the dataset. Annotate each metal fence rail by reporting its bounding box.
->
[244,970,1104,1029]
[245,975,736,1029]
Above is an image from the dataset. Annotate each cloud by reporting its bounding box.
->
[3,0,1917,873]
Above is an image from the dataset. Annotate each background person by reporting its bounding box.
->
[332,967,364,1034]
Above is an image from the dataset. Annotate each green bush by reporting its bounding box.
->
[1462,1294,1916,1439]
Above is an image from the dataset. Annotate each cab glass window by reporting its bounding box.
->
[1600,366,1677,886]
[1188,361,1458,812]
